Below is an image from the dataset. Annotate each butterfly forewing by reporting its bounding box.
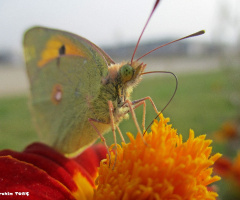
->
[24,27,110,153]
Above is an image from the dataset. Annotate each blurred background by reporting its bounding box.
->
[0,0,239,198]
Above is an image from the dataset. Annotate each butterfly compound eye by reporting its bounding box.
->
[120,64,134,83]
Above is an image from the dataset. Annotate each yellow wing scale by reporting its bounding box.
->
[38,35,87,67]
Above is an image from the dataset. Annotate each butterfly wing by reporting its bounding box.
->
[24,26,113,153]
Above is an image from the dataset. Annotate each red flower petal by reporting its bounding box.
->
[74,144,107,180]
[0,149,79,193]
[0,156,75,200]
[24,143,93,184]
[0,142,106,200]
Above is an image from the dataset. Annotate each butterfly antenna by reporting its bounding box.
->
[131,0,161,64]
[141,70,178,135]
[137,30,205,61]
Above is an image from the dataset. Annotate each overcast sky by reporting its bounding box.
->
[0,0,239,53]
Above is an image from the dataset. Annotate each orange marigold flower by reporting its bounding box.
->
[94,114,221,200]
[213,152,240,198]
[231,152,240,186]
[213,156,232,178]
[213,121,238,142]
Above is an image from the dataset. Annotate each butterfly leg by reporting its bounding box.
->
[131,96,159,131]
[131,100,146,131]
[123,99,142,134]
[116,125,125,143]
[123,99,151,147]
[132,96,158,114]
[88,101,124,169]
[108,100,120,169]
[88,118,111,158]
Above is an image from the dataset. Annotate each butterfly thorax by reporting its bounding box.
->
[91,61,146,124]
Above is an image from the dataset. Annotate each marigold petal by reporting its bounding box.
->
[94,114,221,200]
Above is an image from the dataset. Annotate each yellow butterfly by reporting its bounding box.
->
[23,0,204,155]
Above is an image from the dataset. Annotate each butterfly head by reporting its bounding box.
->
[118,61,146,87]
[101,61,145,111]
[100,61,145,122]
